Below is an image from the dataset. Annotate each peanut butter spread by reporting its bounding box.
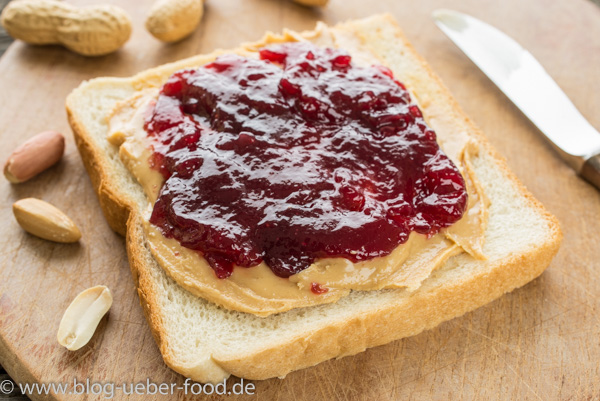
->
[107,33,489,317]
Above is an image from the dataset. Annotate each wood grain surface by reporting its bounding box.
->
[1,1,51,399]
[1,1,600,400]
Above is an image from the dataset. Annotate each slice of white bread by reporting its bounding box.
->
[66,14,561,383]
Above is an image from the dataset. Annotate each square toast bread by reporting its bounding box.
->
[66,14,562,383]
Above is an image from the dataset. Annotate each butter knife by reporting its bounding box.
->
[433,9,600,190]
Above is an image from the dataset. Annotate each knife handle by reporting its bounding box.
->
[580,154,600,190]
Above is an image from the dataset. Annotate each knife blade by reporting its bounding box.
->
[433,9,600,190]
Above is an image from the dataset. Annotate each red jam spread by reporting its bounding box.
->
[145,42,468,279]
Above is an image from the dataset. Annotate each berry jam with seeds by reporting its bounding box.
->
[145,42,467,279]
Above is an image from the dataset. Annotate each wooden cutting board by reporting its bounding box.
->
[1,0,599,400]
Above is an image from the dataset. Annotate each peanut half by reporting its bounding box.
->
[146,0,204,43]
[57,286,113,351]
[4,131,65,183]
[0,0,132,56]
[13,198,81,243]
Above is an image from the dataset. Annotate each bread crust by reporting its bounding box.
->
[66,14,562,382]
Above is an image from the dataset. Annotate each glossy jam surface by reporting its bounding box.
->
[145,43,467,279]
